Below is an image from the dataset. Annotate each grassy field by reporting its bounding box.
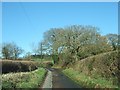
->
[63,68,119,89]
[2,68,47,89]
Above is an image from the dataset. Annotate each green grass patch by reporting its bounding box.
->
[63,68,119,89]
[2,68,47,89]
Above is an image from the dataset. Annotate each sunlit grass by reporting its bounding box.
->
[63,68,119,89]
[2,68,47,88]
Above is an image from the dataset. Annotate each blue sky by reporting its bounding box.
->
[2,2,118,53]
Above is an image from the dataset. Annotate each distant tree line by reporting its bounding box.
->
[1,25,119,62]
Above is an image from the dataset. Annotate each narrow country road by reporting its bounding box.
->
[49,68,81,88]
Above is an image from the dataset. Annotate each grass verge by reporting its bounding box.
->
[63,68,119,89]
[2,68,47,89]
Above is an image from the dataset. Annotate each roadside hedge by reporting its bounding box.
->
[1,60,41,74]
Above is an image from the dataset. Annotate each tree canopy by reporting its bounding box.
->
[2,42,23,59]
[36,25,118,65]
